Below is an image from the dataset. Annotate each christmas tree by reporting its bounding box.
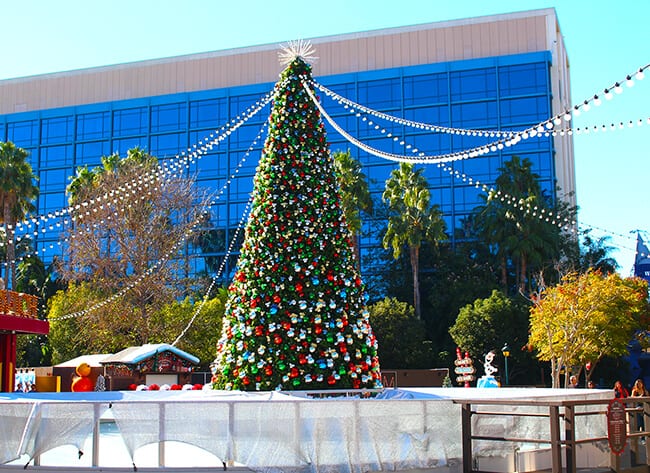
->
[211,45,382,391]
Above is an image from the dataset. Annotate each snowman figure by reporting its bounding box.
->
[477,350,499,388]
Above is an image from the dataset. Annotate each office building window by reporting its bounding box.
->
[151,103,187,132]
[76,141,110,166]
[190,98,228,129]
[404,73,448,105]
[499,63,548,96]
[113,107,148,137]
[7,120,39,146]
[450,68,497,101]
[77,112,110,140]
[41,145,73,167]
[358,78,401,109]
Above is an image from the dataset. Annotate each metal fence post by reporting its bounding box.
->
[549,405,562,473]
[564,404,576,473]
[461,402,472,473]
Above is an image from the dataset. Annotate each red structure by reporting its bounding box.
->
[0,291,48,392]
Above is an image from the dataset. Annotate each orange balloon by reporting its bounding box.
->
[76,362,92,377]
[71,376,94,392]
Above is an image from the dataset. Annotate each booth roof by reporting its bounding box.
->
[55,353,112,368]
[100,343,200,365]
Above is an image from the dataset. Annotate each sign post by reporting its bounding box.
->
[607,398,627,455]
[454,347,475,388]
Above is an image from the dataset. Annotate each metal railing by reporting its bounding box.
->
[455,395,650,473]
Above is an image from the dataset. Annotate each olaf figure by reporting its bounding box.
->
[477,350,499,388]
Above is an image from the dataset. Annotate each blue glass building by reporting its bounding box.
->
[0,8,574,282]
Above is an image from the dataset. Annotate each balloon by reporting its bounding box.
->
[71,376,94,392]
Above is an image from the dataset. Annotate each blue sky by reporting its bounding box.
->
[1,0,648,274]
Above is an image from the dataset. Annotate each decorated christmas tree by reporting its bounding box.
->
[211,44,382,391]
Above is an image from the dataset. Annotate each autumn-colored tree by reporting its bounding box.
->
[529,270,649,387]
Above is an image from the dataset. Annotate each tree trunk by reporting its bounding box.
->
[551,358,560,388]
[500,255,508,294]
[519,254,527,294]
[350,233,361,271]
[410,245,420,319]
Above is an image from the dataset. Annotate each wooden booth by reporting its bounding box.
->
[100,343,199,390]
[0,291,47,392]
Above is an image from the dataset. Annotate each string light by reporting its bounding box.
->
[48,122,268,321]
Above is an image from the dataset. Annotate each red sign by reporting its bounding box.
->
[607,398,627,455]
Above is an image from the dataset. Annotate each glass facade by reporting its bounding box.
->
[0,51,555,281]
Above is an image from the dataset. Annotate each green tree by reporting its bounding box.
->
[382,162,446,318]
[157,289,228,371]
[15,255,63,367]
[0,141,39,289]
[211,55,381,391]
[47,282,226,366]
[368,297,434,368]
[449,290,530,381]
[332,149,373,264]
[529,270,649,388]
[474,156,566,294]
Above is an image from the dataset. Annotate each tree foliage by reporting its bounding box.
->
[0,141,39,289]
[529,270,650,387]
[55,147,210,345]
[48,282,227,367]
[449,290,530,373]
[211,58,381,391]
[383,162,446,318]
[473,156,572,294]
[332,149,372,264]
[368,297,434,368]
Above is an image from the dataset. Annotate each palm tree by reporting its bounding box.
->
[332,150,372,266]
[66,165,97,206]
[0,141,39,289]
[382,162,446,319]
[475,156,560,294]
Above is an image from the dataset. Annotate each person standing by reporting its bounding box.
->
[630,378,649,433]
[614,380,629,398]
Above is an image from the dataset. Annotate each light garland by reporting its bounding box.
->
[171,196,253,347]
[311,63,649,139]
[48,122,268,321]
[3,81,283,250]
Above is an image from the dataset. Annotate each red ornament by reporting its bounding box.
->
[327,376,336,385]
